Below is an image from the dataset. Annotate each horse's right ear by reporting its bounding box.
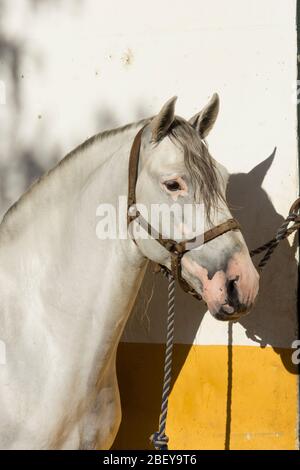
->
[189,93,219,138]
[151,96,177,142]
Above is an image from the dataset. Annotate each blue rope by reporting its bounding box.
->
[150,274,175,451]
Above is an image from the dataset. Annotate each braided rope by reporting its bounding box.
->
[250,211,300,270]
[150,274,175,450]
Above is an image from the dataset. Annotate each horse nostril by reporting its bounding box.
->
[226,277,239,310]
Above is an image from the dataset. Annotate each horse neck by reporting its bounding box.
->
[66,126,148,346]
[0,123,147,360]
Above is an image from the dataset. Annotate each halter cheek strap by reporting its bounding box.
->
[127,125,241,301]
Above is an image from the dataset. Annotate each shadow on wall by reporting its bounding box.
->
[113,148,298,449]
[0,0,87,219]
[0,0,45,216]
[0,0,150,220]
[227,149,298,371]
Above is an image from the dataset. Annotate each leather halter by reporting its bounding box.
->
[127,125,241,300]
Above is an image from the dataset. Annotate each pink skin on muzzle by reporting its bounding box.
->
[182,251,259,318]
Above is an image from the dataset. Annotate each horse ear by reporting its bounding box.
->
[189,93,220,138]
[248,149,276,186]
[151,96,177,142]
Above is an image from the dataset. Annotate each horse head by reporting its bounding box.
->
[129,95,259,321]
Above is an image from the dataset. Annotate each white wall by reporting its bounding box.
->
[0,0,298,448]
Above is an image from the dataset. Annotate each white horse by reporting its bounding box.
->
[0,95,259,449]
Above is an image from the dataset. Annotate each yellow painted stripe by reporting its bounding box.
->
[113,343,298,450]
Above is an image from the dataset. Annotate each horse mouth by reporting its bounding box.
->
[213,304,251,322]
[214,312,243,322]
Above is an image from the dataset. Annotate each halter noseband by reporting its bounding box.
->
[127,125,241,301]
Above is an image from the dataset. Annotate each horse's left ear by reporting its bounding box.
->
[189,93,220,138]
[151,96,177,142]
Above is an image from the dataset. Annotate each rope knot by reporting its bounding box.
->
[150,432,169,450]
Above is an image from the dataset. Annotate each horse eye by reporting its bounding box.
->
[164,180,181,192]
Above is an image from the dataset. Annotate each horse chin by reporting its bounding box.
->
[210,303,252,322]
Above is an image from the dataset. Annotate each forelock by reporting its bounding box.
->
[167,116,225,219]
